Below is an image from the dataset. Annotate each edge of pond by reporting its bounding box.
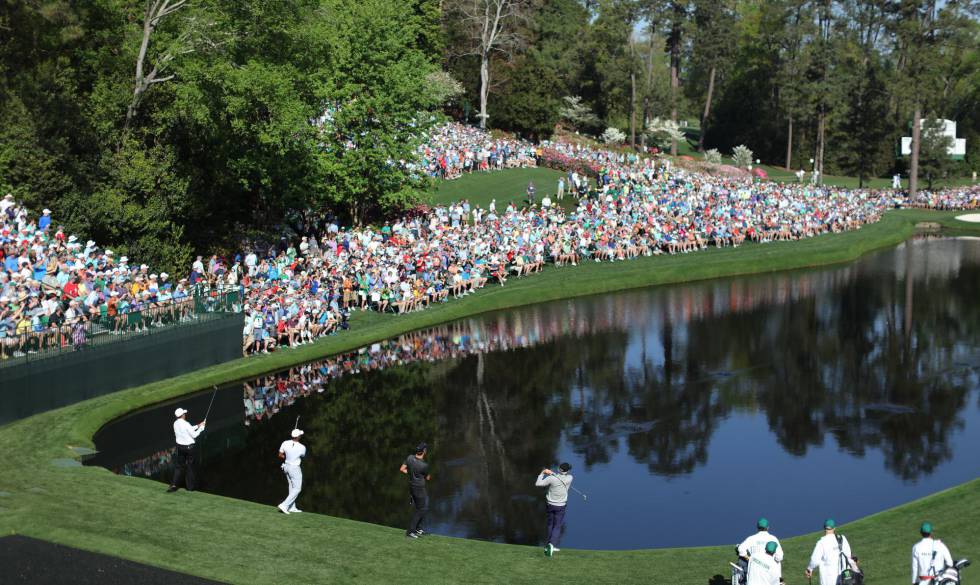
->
[1,208,979,585]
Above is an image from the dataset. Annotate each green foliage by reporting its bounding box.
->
[919,118,956,190]
[703,148,722,164]
[487,54,562,140]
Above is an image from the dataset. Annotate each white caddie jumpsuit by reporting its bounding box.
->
[738,531,784,563]
[746,551,781,585]
[912,537,953,585]
[808,533,852,585]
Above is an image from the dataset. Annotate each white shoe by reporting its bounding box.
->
[288,507,302,513]
[278,504,290,514]
[552,547,560,552]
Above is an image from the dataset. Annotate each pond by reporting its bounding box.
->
[88,237,980,550]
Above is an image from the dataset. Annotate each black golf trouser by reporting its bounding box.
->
[171,444,196,490]
[407,486,428,534]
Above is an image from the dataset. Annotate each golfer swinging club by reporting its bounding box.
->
[535,462,573,557]
[400,442,431,538]
[168,407,205,492]
[277,427,306,514]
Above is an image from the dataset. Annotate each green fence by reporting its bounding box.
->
[0,285,243,367]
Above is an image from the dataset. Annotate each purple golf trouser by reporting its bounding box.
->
[545,503,567,547]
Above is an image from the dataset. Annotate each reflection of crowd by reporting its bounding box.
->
[116,446,176,479]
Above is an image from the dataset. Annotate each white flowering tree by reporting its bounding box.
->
[601,126,626,145]
[731,144,754,169]
[644,117,685,151]
[559,95,600,131]
[703,148,722,164]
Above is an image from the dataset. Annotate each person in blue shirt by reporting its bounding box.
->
[38,209,52,231]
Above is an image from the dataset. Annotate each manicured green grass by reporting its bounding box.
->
[428,166,566,209]
[1,210,979,584]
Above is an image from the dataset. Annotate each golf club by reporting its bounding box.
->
[548,465,588,501]
[294,415,300,430]
[203,385,219,421]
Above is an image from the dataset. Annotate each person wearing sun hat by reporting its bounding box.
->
[277,427,307,514]
[912,521,953,584]
[739,517,784,563]
[805,519,854,585]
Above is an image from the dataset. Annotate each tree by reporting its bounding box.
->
[731,144,753,168]
[601,126,627,144]
[644,0,691,155]
[645,117,684,151]
[918,118,955,189]
[559,96,601,132]
[703,148,722,164]
[689,0,737,152]
[445,0,532,129]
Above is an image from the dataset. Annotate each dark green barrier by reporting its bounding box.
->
[0,313,243,425]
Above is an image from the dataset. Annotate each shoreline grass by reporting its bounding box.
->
[0,209,978,584]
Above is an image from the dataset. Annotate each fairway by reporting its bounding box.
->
[1,210,978,585]
[428,166,566,208]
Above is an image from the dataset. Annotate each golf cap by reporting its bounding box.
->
[920,522,933,535]
[415,442,428,453]
[291,429,304,438]
[757,518,769,530]
[558,462,571,472]
[824,518,836,529]
[765,541,778,555]
[174,408,188,418]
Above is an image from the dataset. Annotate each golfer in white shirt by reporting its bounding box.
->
[912,522,953,584]
[168,407,205,492]
[278,428,307,514]
[806,519,853,585]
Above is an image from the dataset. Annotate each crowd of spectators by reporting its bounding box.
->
[4,124,978,362]
[413,123,539,179]
[0,194,196,360]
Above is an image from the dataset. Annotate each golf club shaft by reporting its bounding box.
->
[203,385,218,420]
[550,466,587,499]
[294,415,300,430]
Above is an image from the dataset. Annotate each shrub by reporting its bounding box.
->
[731,144,754,169]
[704,148,722,165]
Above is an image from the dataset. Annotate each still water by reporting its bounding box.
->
[90,237,980,550]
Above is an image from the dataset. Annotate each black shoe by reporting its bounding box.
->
[166,486,178,492]
[406,532,419,539]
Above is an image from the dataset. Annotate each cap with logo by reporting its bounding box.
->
[174,408,188,418]
[291,429,304,438]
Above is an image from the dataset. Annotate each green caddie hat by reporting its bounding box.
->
[824,519,836,529]
[757,518,769,530]
[920,522,933,535]
[765,541,778,555]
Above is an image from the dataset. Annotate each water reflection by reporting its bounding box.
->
[93,238,980,549]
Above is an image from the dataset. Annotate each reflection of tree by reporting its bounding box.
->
[102,239,980,543]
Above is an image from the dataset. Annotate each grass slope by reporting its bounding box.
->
[1,210,978,585]
[429,166,566,209]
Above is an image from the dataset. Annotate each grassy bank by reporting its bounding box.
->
[429,166,565,209]
[1,209,979,584]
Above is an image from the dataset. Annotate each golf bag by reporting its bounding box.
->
[837,535,864,585]
[730,546,747,585]
[936,559,971,585]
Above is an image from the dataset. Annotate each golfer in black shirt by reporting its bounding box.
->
[399,442,431,538]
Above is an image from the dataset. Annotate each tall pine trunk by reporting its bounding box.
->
[479,53,490,130]
[816,111,826,184]
[698,66,716,153]
[909,103,921,197]
[669,21,680,156]
[785,115,793,170]
[630,69,637,149]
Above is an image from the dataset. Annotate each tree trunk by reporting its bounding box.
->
[785,115,793,170]
[816,111,825,184]
[698,66,716,152]
[479,52,490,130]
[630,70,637,149]
[909,103,921,197]
[669,21,680,156]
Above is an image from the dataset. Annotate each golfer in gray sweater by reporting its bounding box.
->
[535,462,573,556]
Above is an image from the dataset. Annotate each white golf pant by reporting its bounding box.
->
[280,463,302,510]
